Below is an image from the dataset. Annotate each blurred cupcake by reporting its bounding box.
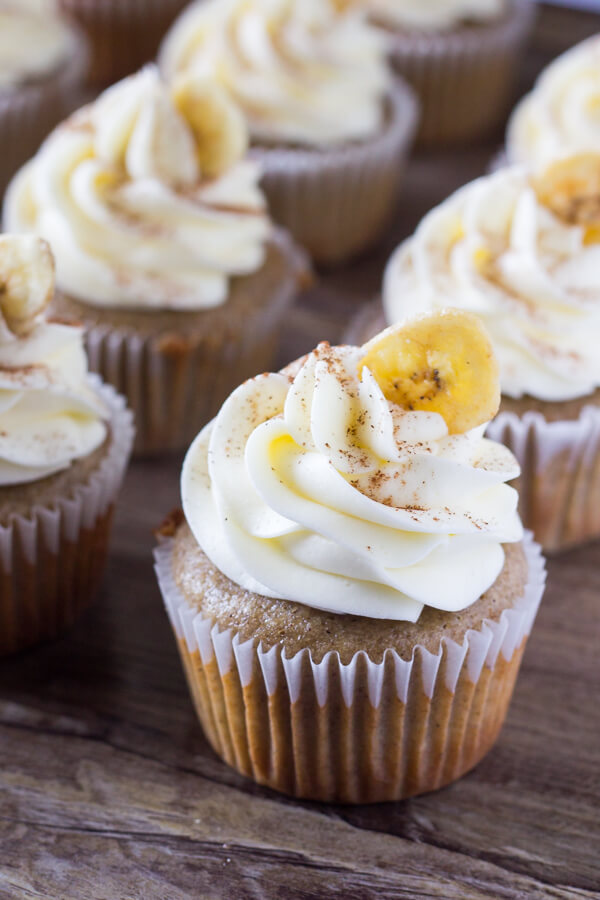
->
[160,0,418,266]
[506,34,600,169]
[382,154,600,551]
[4,66,302,456]
[0,0,87,196]
[365,0,535,145]
[0,234,133,655]
[155,310,545,803]
[58,0,188,88]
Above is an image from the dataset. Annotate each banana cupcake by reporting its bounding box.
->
[0,234,133,655]
[0,0,87,195]
[4,66,302,456]
[364,0,535,145]
[506,34,600,169]
[155,310,545,803]
[160,0,418,265]
[381,154,600,551]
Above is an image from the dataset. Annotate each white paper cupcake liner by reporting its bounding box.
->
[155,530,545,803]
[487,405,600,552]
[0,376,134,655]
[0,26,88,196]
[82,231,302,457]
[384,0,535,145]
[250,79,419,266]
[58,0,188,87]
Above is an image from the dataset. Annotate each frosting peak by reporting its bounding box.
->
[0,235,107,486]
[160,0,391,147]
[182,329,522,621]
[507,35,600,169]
[4,67,271,311]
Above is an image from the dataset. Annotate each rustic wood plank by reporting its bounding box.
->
[0,6,599,898]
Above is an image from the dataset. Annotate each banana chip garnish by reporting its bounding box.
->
[0,235,55,337]
[359,310,500,435]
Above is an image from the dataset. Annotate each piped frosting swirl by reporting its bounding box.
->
[182,332,522,622]
[4,66,271,311]
[160,0,391,147]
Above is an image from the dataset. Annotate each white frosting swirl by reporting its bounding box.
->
[384,166,600,402]
[0,1,74,89]
[182,341,522,621]
[160,0,390,147]
[4,67,271,311]
[367,0,505,32]
[507,35,600,169]
[0,237,107,487]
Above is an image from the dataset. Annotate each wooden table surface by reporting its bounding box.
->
[1,7,600,899]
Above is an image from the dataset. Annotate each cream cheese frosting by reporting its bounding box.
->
[160,0,390,147]
[507,35,600,169]
[383,166,600,402]
[3,66,271,311]
[0,0,74,90]
[182,340,522,621]
[367,0,505,32]
[0,235,107,486]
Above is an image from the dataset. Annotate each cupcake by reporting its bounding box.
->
[0,0,88,196]
[0,234,133,655]
[506,34,600,169]
[160,0,418,266]
[58,0,188,88]
[155,310,545,803]
[4,66,303,457]
[365,0,535,145]
[382,154,600,551]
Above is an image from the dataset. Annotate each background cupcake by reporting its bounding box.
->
[382,154,600,551]
[0,0,88,196]
[155,311,545,803]
[160,0,418,266]
[365,0,535,145]
[506,33,600,169]
[4,67,303,456]
[58,0,188,88]
[0,234,133,655]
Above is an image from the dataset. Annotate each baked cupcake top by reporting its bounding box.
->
[0,0,75,90]
[366,0,505,32]
[4,66,271,311]
[160,0,390,148]
[384,155,600,402]
[182,311,522,622]
[0,235,108,485]
[507,35,600,169]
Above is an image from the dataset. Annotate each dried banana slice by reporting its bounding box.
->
[533,153,600,240]
[359,310,500,435]
[171,75,248,178]
[0,235,55,336]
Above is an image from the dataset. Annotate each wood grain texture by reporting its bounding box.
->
[1,7,599,898]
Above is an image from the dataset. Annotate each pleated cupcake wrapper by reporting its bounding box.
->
[83,232,301,457]
[0,377,134,656]
[487,406,600,553]
[250,79,419,267]
[155,532,545,803]
[0,28,88,196]
[384,0,535,145]
[59,0,188,87]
